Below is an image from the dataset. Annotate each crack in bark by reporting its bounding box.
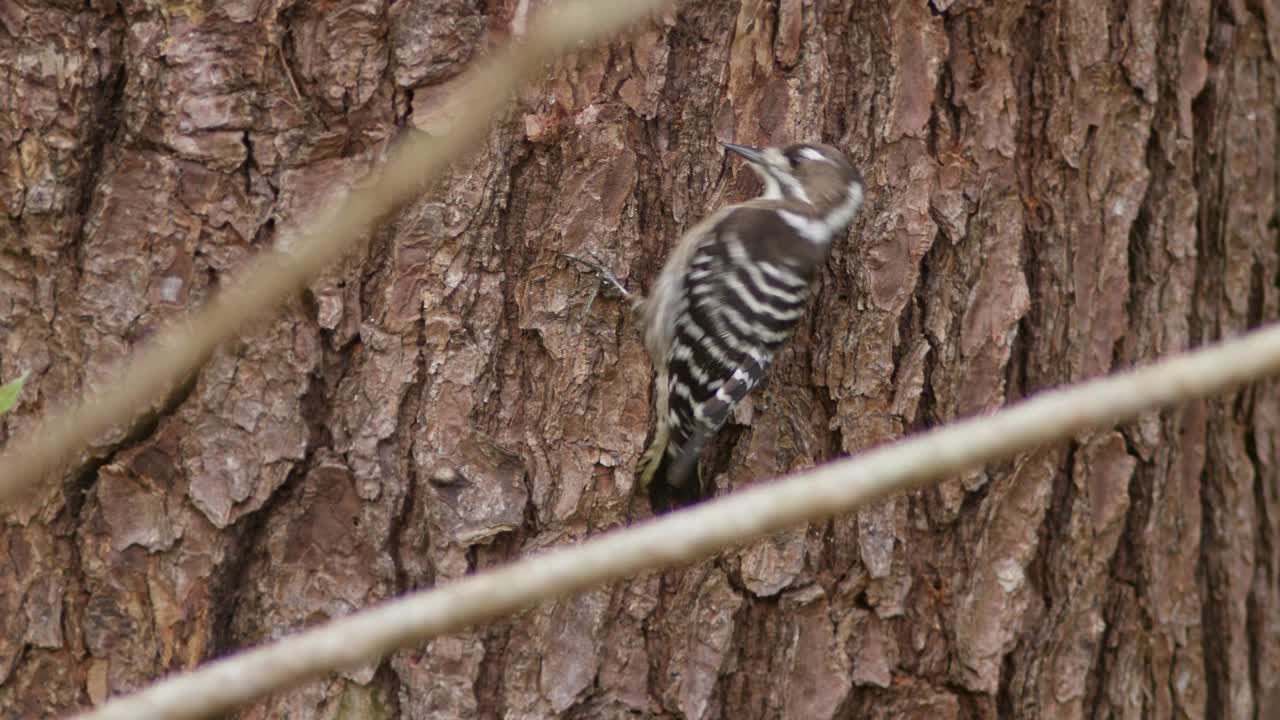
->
[70,11,127,281]
[1243,408,1270,719]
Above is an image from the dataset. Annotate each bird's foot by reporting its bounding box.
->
[560,251,632,300]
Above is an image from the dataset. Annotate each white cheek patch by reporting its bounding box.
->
[824,181,864,231]
[778,174,811,204]
[759,171,783,199]
[777,209,832,244]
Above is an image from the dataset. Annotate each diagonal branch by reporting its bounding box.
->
[78,323,1280,719]
[0,0,674,505]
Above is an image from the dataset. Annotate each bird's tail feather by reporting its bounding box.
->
[639,427,710,514]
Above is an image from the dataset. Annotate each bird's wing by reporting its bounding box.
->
[662,210,815,454]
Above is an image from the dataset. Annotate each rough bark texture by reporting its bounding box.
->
[2,0,1279,718]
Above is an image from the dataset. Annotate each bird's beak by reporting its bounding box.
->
[721,142,768,166]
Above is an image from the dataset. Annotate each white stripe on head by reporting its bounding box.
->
[799,147,835,164]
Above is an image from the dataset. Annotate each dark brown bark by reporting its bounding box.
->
[2,0,1278,718]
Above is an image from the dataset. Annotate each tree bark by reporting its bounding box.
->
[2,0,1278,718]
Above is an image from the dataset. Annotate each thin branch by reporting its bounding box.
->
[78,323,1280,720]
[0,0,674,504]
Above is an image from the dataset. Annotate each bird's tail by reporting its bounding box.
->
[638,425,709,514]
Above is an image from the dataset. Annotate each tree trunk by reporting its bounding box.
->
[2,0,1278,717]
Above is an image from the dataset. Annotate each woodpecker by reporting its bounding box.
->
[568,141,865,513]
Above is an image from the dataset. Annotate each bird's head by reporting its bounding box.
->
[722,141,865,232]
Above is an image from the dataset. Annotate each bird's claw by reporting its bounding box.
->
[560,251,631,299]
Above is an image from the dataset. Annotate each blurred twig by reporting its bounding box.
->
[0,0,674,505]
[76,322,1280,719]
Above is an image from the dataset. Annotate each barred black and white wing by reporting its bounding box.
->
[640,204,827,512]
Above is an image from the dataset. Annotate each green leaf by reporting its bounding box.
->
[0,371,30,415]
